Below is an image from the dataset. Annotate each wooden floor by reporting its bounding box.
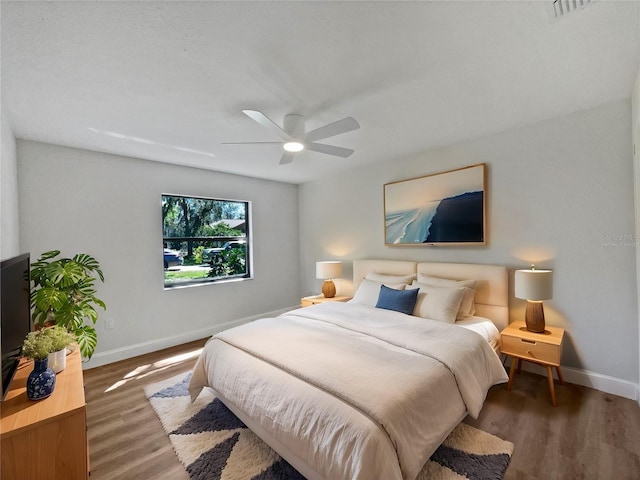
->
[84,340,640,480]
[84,339,207,480]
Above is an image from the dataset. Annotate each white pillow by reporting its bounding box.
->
[350,279,406,307]
[416,274,477,318]
[365,272,416,285]
[406,283,465,324]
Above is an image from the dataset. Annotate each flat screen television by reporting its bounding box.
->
[1,252,31,400]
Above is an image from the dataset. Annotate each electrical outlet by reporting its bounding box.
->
[105,317,115,330]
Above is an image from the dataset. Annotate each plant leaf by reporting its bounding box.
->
[74,325,98,359]
[73,254,105,282]
[75,278,97,296]
[94,298,106,310]
[43,261,84,287]
[39,250,61,261]
[33,287,67,313]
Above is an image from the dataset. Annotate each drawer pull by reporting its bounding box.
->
[521,339,537,345]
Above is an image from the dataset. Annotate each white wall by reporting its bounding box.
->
[17,141,301,368]
[0,97,20,258]
[300,99,638,398]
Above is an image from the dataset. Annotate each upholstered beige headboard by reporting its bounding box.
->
[352,259,509,331]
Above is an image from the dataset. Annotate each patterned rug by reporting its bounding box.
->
[145,372,513,480]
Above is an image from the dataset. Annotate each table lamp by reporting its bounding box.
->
[515,266,553,333]
[316,261,342,298]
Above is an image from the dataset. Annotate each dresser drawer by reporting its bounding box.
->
[501,335,561,365]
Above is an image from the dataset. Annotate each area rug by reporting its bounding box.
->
[145,372,513,480]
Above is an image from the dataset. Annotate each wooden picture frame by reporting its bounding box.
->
[384,163,486,246]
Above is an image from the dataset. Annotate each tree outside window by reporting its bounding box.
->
[162,194,251,288]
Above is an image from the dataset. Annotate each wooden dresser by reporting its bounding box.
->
[1,347,88,479]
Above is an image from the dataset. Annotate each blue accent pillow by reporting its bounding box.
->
[375,284,419,315]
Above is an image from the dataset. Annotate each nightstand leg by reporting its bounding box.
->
[556,366,564,385]
[546,366,557,407]
[507,356,517,391]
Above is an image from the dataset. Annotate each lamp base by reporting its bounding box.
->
[321,279,336,298]
[525,300,546,333]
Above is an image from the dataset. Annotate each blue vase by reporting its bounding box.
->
[26,358,56,401]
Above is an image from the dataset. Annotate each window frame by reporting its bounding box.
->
[161,193,252,289]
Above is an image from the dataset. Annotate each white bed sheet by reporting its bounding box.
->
[456,315,502,353]
[189,302,508,480]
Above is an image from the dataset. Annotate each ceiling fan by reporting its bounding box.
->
[223,110,360,165]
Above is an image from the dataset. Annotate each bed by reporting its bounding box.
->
[189,260,509,480]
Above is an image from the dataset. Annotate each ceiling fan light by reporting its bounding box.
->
[283,141,304,153]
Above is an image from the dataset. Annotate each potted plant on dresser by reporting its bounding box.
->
[21,329,57,400]
[30,250,106,359]
[45,325,76,373]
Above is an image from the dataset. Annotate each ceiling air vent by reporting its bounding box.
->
[547,0,596,21]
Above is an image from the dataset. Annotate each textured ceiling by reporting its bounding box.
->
[2,1,639,184]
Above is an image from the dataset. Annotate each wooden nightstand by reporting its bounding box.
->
[501,321,565,407]
[301,295,351,307]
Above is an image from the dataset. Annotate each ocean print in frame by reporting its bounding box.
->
[384,163,486,246]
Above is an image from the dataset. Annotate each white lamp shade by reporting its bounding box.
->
[316,261,342,280]
[515,269,553,301]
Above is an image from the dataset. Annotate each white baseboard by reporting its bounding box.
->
[82,306,297,370]
[518,361,639,401]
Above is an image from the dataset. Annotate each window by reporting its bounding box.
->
[162,194,251,288]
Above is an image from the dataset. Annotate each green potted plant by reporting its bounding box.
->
[44,325,76,373]
[22,330,55,361]
[30,250,106,359]
[22,329,57,400]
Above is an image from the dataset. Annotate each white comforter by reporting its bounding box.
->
[189,302,508,480]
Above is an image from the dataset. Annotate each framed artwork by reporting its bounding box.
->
[384,163,486,246]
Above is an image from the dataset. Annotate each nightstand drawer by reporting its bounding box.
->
[501,335,561,365]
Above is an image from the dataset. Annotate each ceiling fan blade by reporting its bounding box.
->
[279,151,295,165]
[306,142,354,158]
[305,117,360,142]
[242,110,290,141]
